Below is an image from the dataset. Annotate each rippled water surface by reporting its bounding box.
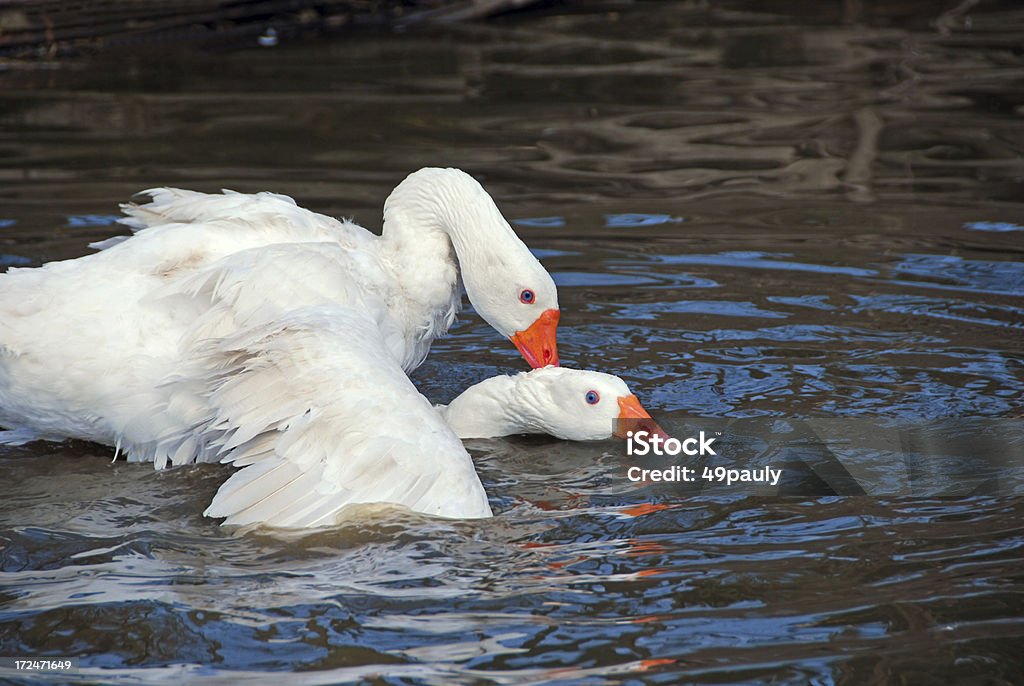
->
[2,2,1023,683]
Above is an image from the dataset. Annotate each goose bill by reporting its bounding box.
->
[614,394,669,440]
[510,308,560,369]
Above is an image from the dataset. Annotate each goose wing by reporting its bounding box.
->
[181,306,491,527]
[91,187,372,252]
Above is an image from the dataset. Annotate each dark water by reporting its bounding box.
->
[2,2,1024,683]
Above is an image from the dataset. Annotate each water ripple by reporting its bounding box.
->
[2,1,1024,682]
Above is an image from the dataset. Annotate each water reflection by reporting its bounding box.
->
[1,0,1023,683]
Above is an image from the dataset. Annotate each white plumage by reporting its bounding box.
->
[193,308,491,526]
[0,168,563,526]
[440,367,640,442]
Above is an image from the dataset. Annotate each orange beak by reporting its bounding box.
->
[614,394,670,440]
[510,308,560,369]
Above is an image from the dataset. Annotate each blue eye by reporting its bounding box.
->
[585,390,600,405]
[519,289,535,304]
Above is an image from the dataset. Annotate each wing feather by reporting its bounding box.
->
[117,187,370,249]
[173,307,492,527]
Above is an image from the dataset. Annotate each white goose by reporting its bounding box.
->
[198,349,664,527]
[440,366,664,442]
[0,168,589,525]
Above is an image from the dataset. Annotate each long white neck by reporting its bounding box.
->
[376,169,521,370]
[382,167,522,263]
[438,374,543,439]
[382,168,543,339]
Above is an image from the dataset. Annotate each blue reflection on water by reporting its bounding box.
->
[67,215,122,227]
[657,252,877,277]
[612,300,789,321]
[553,271,661,287]
[0,254,32,267]
[850,294,1024,329]
[767,295,836,310]
[964,221,1024,232]
[605,213,685,228]
[890,254,1024,296]
[514,217,566,228]
[530,248,579,259]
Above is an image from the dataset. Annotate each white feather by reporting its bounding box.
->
[0,168,558,525]
[193,309,491,525]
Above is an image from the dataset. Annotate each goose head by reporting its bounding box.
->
[384,167,560,368]
[461,246,560,370]
[514,367,666,441]
[441,366,667,441]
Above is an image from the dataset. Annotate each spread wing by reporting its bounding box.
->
[174,306,492,527]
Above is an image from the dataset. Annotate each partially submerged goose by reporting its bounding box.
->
[201,351,664,527]
[0,168,566,521]
[440,366,665,442]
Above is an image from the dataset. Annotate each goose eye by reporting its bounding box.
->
[585,390,600,405]
[519,289,535,304]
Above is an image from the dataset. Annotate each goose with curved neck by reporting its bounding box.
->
[0,168,561,469]
[380,168,560,369]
